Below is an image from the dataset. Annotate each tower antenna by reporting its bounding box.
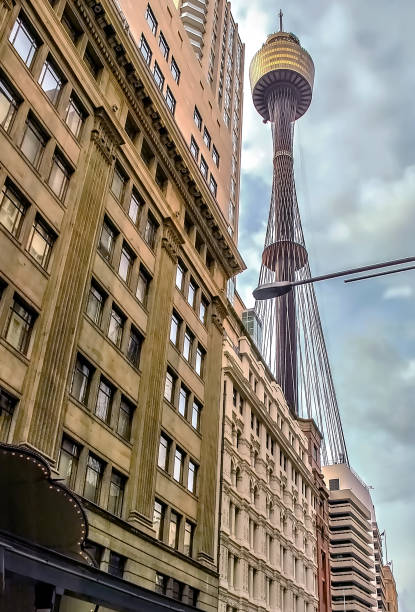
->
[279,9,283,32]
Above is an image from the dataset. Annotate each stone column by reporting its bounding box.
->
[127,219,183,531]
[195,295,227,565]
[16,109,123,458]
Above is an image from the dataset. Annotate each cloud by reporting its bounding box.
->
[383,285,413,300]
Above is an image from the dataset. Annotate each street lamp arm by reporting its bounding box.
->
[253,255,415,300]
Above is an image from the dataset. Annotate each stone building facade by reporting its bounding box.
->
[0,0,244,609]
[218,293,321,612]
[383,565,398,612]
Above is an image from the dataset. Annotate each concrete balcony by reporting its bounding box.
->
[332,599,374,612]
[330,544,373,571]
[330,529,373,557]
[330,556,375,583]
[331,584,377,609]
[330,516,372,544]
[331,570,376,596]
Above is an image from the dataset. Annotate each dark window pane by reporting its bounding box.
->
[0,184,26,237]
[71,355,92,405]
[95,378,113,423]
[0,78,19,132]
[9,15,39,68]
[27,217,55,269]
[127,327,142,367]
[108,552,125,578]
[5,296,35,355]
[117,398,134,440]
[38,58,64,105]
[84,454,104,503]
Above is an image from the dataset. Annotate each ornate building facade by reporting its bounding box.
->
[218,292,322,612]
[0,0,244,609]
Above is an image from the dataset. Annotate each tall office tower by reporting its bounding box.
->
[250,21,348,467]
[175,0,244,243]
[323,464,388,612]
[219,291,322,612]
[0,0,244,609]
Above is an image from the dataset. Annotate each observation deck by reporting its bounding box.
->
[250,31,315,121]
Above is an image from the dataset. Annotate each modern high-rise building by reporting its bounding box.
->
[0,0,244,609]
[323,463,383,612]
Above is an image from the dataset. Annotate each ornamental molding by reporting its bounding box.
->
[161,217,184,262]
[92,107,124,163]
[75,0,244,278]
[212,294,228,332]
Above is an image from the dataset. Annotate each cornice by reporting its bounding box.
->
[161,217,185,263]
[75,0,245,278]
[92,106,124,162]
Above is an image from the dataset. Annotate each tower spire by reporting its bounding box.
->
[279,9,283,32]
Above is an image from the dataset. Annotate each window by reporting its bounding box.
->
[195,345,205,377]
[169,510,180,548]
[187,460,197,494]
[108,307,124,347]
[212,145,219,167]
[21,117,47,169]
[108,470,125,517]
[171,579,183,601]
[209,175,217,198]
[39,57,64,105]
[155,572,167,595]
[136,266,151,306]
[173,448,184,482]
[86,281,105,325]
[158,433,170,470]
[84,454,104,503]
[84,540,103,567]
[155,164,167,191]
[178,385,188,417]
[0,78,19,132]
[5,295,36,355]
[203,127,211,149]
[200,156,208,179]
[0,183,26,237]
[164,368,175,402]
[193,107,202,130]
[49,152,71,201]
[191,400,201,431]
[95,378,113,424]
[145,4,158,35]
[183,329,193,361]
[329,478,340,491]
[58,436,80,488]
[184,521,194,556]
[83,43,101,78]
[71,355,92,405]
[127,326,143,368]
[165,86,176,115]
[9,14,40,68]
[176,261,186,291]
[0,387,17,442]
[190,136,199,161]
[170,312,181,346]
[117,397,134,441]
[153,62,164,90]
[153,500,165,540]
[159,32,169,59]
[65,95,85,139]
[199,297,208,324]
[108,552,125,578]
[187,280,197,309]
[139,34,152,65]
[171,57,180,83]
[98,218,116,261]
[27,216,55,269]
[143,212,158,249]
[61,5,83,43]
[111,166,126,201]
[124,112,139,143]
[118,243,134,283]
[141,139,154,167]
[128,189,144,225]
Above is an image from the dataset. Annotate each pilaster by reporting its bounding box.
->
[127,218,183,531]
[15,108,123,459]
[195,293,227,566]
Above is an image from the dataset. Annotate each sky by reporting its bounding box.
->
[230,0,415,608]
